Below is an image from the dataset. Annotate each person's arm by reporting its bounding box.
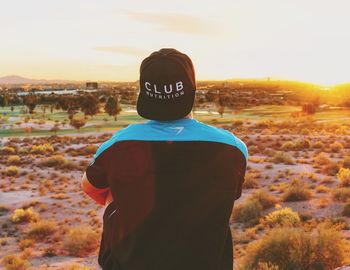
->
[81,172,110,205]
[81,150,111,206]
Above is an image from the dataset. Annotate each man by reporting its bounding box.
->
[81,48,248,270]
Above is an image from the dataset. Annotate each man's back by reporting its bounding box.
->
[86,118,247,270]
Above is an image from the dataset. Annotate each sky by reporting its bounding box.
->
[0,0,350,85]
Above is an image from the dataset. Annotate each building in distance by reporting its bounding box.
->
[86,82,98,90]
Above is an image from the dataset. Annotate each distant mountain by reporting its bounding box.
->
[0,75,80,85]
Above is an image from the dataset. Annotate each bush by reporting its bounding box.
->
[330,141,343,152]
[40,155,66,167]
[281,141,294,151]
[5,166,19,177]
[243,172,260,189]
[343,157,350,169]
[322,162,340,176]
[294,139,311,150]
[232,199,263,226]
[241,224,346,270]
[63,226,99,256]
[313,141,325,149]
[337,168,350,187]
[250,189,277,210]
[7,155,21,165]
[282,179,312,202]
[40,155,79,170]
[1,146,16,155]
[80,144,98,155]
[11,207,39,223]
[270,152,295,165]
[1,254,29,270]
[262,207,300,228]
[27,220,57,239]
[18,239,35,251]
[30,143,54,155]
[313,152,331,166]
[315,185,330,193]
[332,188,350,202]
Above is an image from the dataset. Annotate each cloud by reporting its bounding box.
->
[125,11,215,35]
[94,46,147,56]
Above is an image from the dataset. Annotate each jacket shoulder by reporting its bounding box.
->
[196,122,248,160]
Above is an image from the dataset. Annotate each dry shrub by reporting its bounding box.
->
[7,155,21,165]
[315,185,330,193]
[281,141,294,151]
[313,141,325,150]
[294,139,311,150]
[282,179,312,202]
[40,155,66,167]
[243,172,260,189]
[322,162,340,176]
[1,254,29,270]
[330,141,343,152]
[1,146,16,155]
[250,189,277,210]
[18,239,35,251]
[239,189,277,221]
[270,151,295,165]
[313,152,331,167]
[343,157,350,169]
[262,207,300,228]
[332,188,350,202]
[40,155,79,170]
[11,208,39,224]
[337,168,350,187]
[63,226,99,257]
[30,143,54,155]
[241,224,347,270]
[5,166,19,177]
[232,199,263,226]
[79,144,98,156]
[27,220,57,239]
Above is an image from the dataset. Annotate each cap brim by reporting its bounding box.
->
[136,91,195,121]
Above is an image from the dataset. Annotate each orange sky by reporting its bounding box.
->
[0,0,349,85]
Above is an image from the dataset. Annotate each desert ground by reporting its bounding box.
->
[1,105,350,269]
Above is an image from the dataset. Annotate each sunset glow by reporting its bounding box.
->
[0,0,350,85]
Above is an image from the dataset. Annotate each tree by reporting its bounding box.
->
[0,94,9,107]
[69,118,86,132]
[302,103,316,115]
[216,92,231,118]
[218,106,225,118]
[81,95,99,118]
[104,96,122,121]
[23,94,38,114]
[56,96,80,120]
[51,124,60,135]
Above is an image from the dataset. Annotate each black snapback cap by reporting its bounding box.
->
[136,48,196,121]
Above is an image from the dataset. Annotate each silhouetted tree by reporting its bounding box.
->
[302,103,316,115]
[0,94,9,107]
[23,94,38,114]
[104,95,122,121]
[51,124,60,135]
[81,95,99,118]
[69,118,86,132]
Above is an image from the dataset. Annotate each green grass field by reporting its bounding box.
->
[1,104,350,137]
